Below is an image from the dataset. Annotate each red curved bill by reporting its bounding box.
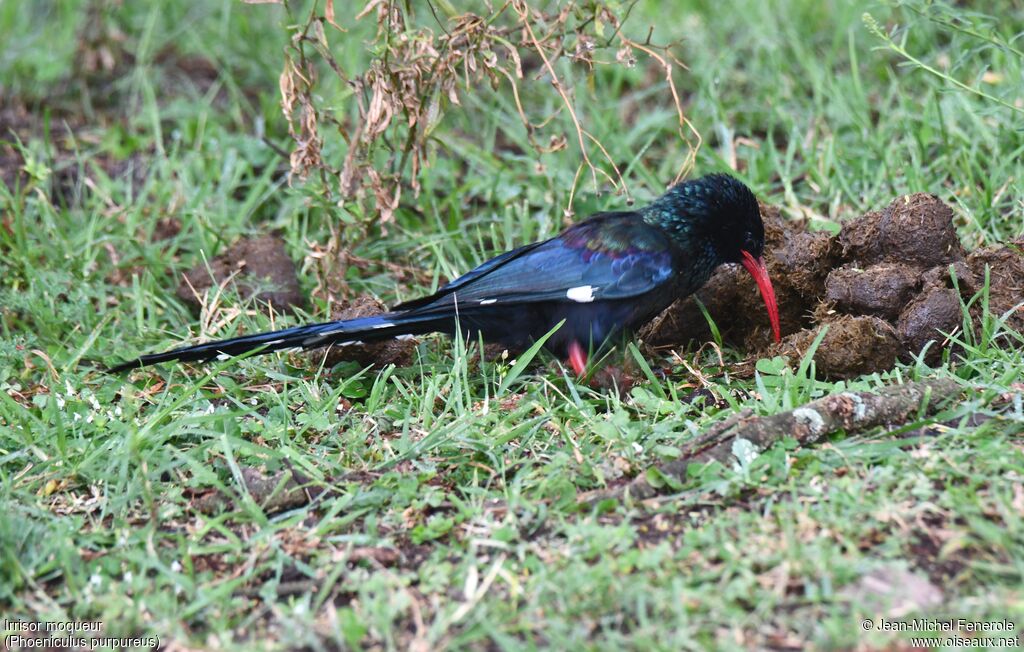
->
[740,250,781,343]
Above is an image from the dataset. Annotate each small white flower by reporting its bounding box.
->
[731,438,760,473]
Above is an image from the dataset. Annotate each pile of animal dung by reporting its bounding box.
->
[177,234,305,315]
[641,193,1024,379]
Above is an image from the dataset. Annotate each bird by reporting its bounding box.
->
[109,173,781,376]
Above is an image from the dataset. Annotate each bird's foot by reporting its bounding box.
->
[567,340,588,377]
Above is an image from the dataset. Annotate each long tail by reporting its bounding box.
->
[108,312,446,372]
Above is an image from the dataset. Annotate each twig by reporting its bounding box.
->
[581,378,962,504]
[511,0,626,198]
[863,13,1024,116]
[192,465,333,515]
[620,37,701,184]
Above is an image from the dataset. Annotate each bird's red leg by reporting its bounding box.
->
[567,340,588,377]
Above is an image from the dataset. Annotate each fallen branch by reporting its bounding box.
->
[583,378,962,504]
[192,465,332,515]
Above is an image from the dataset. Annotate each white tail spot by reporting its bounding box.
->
[479,299,497,305]
[372,322,394,329]
[394,334,416,341]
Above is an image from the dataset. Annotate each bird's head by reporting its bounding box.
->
[644,173,781,342]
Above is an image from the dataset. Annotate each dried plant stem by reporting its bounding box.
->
[621,37,701,184]
[270,0,701,228]
[512,0,627,199]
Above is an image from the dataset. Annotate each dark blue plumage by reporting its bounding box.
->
[109,174,780,375]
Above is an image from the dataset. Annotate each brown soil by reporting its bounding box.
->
[643,193,1024,379]
[0,102,32,191]
[1,97,150,204]
[1,33,252,200]
[177,235,304,315]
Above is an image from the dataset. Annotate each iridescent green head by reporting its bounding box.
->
[643,173,780,342]
[643,173,764,265]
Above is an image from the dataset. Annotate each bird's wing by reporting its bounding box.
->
[392,240,546,311]
[400,212,680,314]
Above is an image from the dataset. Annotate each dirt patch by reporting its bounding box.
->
[154,46,221,97]
[148,216,183,242]
[1,27,251,198]
[177,234,304,315]
[0,102,34,191]
[1,96,150,205]
[643,193,1024,379]
[314,295,417,369]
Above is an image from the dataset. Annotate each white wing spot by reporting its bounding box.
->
[479,299,497,305]
[216,354,230,361]
[264,339,284,346]
[566,285,596,303]
[394,334,416,341]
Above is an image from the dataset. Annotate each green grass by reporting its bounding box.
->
[2,0,1024,649]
